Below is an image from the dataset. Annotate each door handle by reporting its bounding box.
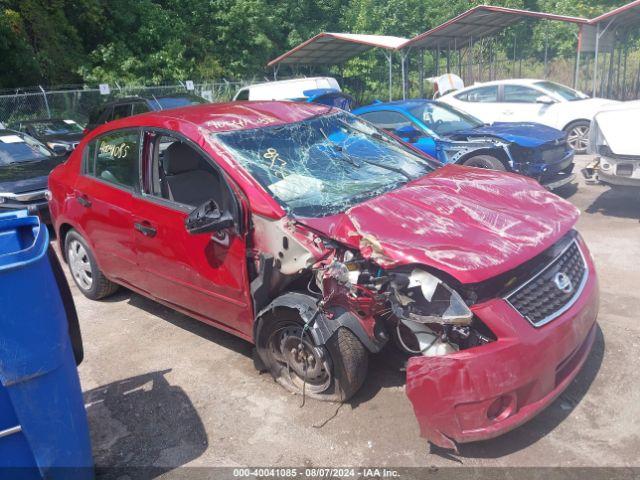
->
[76,194,91,208]
[503,110,514,115]
[134,221,157,237]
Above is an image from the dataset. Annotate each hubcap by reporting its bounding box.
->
[567,125,589,151]
[68,240,93,290]
[271,324,331,394]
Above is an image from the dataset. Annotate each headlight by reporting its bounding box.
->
[390,268,473,325]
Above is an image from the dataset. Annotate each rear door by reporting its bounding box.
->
[73,129,140,285]
[448,85,499,123]
[129,130,254,338]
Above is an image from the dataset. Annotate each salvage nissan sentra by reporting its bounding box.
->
[48,102,599,448]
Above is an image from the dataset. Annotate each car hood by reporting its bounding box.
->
[450,122,565,148]
[296,165,579,284]
[0,158,64,192]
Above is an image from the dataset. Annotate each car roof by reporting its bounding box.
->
[238,77,337,90]
[15,118,68,124]
[457,79,546,90]
[93,101,333,134]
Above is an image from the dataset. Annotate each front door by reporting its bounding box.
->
[496,84,556,125]
[73,129,140,286]
[130,131,254,338]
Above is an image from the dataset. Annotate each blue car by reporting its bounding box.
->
[353,99,576,190]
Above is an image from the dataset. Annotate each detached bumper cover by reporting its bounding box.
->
[405,237,599,449]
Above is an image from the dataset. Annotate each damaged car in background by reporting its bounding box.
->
[353,99,576,190]
[583,101,640,187]
[48,102,599,449]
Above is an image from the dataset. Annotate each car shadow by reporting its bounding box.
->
[99,287,253,359]
[553,182,579,199]
[431,323,606,460]
[349,343,407,409]
[585,186,640,220]
[84,370,207,479]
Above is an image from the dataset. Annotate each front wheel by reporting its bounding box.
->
[257,310,368,402]
[462,155,506,171]
[564,120,590,154]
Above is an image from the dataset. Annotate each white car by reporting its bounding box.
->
[233,77,341,101]
[584,101,640,187]
[439,79,618,153]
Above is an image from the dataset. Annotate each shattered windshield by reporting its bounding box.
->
[215,112,435,217]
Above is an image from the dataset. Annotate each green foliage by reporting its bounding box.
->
[0,0,634,90]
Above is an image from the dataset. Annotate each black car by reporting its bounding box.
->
[10,118,84,154]
[0,129,67,223]
[85,94,208,133]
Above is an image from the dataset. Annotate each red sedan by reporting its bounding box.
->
[48,102,598,449]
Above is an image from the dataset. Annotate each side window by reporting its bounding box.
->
[235,89,249,101]
[92,130,140,188]
[503,85,542,103]
[145,133,227,209]
[111,104,132,121]
[132,102,150,115]
[455,86,498,103]
[359,111,413,131]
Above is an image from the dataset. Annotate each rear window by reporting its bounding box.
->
[153,96,207,110]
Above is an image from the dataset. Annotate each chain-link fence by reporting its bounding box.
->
[0,81,246,126]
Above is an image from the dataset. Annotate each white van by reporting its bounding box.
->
[233,77,341,101]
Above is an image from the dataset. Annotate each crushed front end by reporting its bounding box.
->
[405,233,598,449]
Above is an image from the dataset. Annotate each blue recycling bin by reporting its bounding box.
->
[0,210,93,480]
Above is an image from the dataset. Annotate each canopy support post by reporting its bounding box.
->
[574,25,582,89]
[419,48,425,98]
[401,48,410,100]
[383,51,393,101]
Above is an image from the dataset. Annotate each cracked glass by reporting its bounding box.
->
[214,112,435,217]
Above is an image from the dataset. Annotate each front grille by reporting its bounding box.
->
[505,240,587,327]
[541,145,567,163]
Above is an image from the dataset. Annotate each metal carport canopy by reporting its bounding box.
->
[404,5,588,50]
[267,32,408,66]
[589,0,640,30]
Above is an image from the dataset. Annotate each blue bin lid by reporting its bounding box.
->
[0,210,48,272]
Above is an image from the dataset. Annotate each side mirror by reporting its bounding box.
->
[185,199,234,235]
[536,95,556,105]
[394,124,422,142]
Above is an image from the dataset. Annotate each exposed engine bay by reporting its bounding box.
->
[250,216,496,362]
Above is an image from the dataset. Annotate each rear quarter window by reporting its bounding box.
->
[455,86,498,103]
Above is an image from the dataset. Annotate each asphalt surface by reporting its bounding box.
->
[59,155,640,474]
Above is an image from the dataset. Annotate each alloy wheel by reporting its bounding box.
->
[567,125,589,152]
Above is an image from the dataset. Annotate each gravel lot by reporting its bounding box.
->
[59,155,639,474]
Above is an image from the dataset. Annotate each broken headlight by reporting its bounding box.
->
[390,268,473,326]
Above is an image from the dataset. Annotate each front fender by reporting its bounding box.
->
[255,292,385,353]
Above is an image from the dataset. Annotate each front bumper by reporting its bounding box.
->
[405,236,599,449]
[590,156,640,187]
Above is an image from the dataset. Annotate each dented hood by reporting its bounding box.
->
[297,165,579,284]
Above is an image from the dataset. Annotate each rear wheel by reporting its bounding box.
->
[257,310,368,402]
[564,120,590,154]
[65,230,119,300]
[462,155,506,171]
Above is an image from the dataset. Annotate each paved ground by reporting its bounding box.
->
[60,155,639,473]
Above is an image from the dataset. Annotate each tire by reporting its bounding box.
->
[257,309,368,402]
[65,229,119,300]
[564,120,590,154]
[462,154,506,171]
